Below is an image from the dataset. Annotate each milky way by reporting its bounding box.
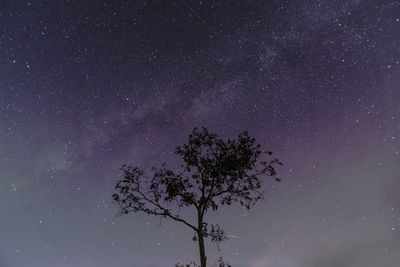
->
[1,1,400,266]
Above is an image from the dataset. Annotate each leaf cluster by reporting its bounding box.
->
[113,127,282,236]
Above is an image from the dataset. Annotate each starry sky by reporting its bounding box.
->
[1,0,400,266]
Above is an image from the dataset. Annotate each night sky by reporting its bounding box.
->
[1,0,400,266]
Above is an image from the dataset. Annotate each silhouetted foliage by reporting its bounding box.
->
[113,127,282,267]
[176,257,230,267]
[215,257,231,267]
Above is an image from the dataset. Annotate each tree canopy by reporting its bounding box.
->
[113,127,282,267]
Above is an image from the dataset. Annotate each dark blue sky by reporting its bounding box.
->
[1,0,400,266]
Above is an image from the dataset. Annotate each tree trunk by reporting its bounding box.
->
[197,210,207,267]
[197,229,207,267]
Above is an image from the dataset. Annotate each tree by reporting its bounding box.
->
[113,127,282,267]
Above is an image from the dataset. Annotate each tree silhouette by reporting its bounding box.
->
[113,127,282,267]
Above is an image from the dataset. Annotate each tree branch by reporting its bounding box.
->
[135,186,198,232]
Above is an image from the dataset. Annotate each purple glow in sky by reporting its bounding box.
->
[1,0,400,266]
